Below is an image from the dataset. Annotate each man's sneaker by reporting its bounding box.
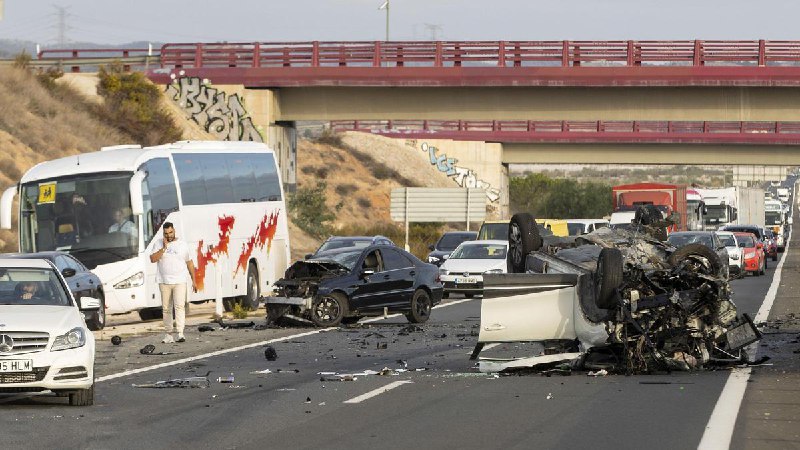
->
[162,334,174,344]
[177,334,186,343]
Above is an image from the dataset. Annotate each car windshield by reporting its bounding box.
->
[437,233,475,251]
[317,238,371,253]
[449,243,507,260]
[567,223,585,236]
[314,249,364,271]
[0,268,72,306]
[718,234,736,246]
[738,236,755,248]
[667,233,713,248]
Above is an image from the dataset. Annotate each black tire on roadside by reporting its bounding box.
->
[310,293,348,327]
[668,243,723,278]
[86,291,106,331]
[507,213,541,273]
[406,289,432,324]
[138,307,163,322]
[595,248,624,309]
[68,384,94,406]
[442,292,450,299]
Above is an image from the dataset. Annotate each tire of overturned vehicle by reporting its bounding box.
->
[595,248,624,309]
[86,291,106,331]
[310,293,348,327]
[667,243,723,277]
[406,289,432,324]
[508,213,542,273]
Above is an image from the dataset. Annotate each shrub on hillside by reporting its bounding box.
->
[315,128,344,147]
[96,62,182,146]
[288,181,340,238]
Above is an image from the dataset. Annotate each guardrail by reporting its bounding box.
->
[159,40,800,68]
[331,120,800,134]
[22,48,159,72]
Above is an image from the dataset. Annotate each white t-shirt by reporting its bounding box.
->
[153,238,192,284]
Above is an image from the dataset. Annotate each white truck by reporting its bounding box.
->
[777,187,790,203]
[696,187,765,230]
[764,199,786,250]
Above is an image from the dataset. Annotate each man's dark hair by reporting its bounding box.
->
[163,222,174,230]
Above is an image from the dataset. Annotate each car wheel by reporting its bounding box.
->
[68,384,94,406]
[764,257,769,270]
[310,293,347,327]
[86,291,106,331]
[772,253,778,262]
[406,289,432,324]
[442,292,450,299]
[138,307,163,321]
[507,213,541,273]
[595,248,624,309]
[241,263,260,310]
[668,243,723,278]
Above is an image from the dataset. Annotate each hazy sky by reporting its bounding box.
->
[1,0,798,46]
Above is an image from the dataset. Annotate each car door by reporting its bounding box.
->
[349,249,394,312]
[380,248,416,308]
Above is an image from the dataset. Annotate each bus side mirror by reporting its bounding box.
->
[0,186,17,230]
[129,171,146,216]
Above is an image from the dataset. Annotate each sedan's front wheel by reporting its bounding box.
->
[310,293,347,327]
[406,289,432,324]
[68,384,94,406]
[86,291,106,331]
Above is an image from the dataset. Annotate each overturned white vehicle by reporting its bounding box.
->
[474,210,760,374]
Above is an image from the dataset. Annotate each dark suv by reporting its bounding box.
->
[426,231,478,266]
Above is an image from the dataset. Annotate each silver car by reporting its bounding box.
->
[715,231,743,277]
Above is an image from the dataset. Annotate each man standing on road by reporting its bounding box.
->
[150,222,197,343]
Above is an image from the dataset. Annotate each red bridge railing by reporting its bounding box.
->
[330,120,800,144]
[158,40,800,69]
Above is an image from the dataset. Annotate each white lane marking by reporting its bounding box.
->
[698,228,791,450]
[343,380,413,404]
[98,296,479,383]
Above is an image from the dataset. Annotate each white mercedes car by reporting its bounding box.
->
[0,258,99,406]
[439,240,508,298]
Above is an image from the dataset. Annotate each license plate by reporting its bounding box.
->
[0,359,33,373]
[454,277,477,284]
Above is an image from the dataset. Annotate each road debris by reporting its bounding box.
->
[217,374,235,383]
[111,336,122,345]
[133,373,211,389]
[197,325,215,332]
[264,345,278,361]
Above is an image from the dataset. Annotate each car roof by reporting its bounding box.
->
[459,239,508,246]
[442,231,478,236]
[3,251,64,260]
[669,231,715,236]
[0,258,54,269]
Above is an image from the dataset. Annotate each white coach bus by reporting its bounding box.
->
[0,141,291,320]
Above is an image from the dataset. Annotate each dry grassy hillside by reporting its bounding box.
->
[0,67,134,251]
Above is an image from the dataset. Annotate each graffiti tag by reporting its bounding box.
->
[166,77,263,142]
[420,142,500,202]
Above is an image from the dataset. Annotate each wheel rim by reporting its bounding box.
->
[314,297,341,323]
[509,223,523,267]
[415,294,431,318]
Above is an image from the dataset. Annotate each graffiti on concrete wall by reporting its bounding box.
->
[165,77,263,142]
[419,142,501,202]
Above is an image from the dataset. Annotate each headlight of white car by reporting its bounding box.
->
[484,269,504,274]
[428,256,440,263]
[51,327,87,352]
[114,271,144,289]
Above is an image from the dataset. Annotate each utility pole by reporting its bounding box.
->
[423,23,443,41]
[378,0,389,41]
[53,5,70,46]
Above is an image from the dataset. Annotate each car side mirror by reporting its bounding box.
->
[361,269,374,278]
[428,244,435,251]
[79,296,101,311]
[61,268,77,278]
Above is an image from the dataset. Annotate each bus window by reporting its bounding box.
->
[228,156,258,203]
[174,155,207,205]
[253,154,282,202]
[140,158,179,246]
[199,154,234,204]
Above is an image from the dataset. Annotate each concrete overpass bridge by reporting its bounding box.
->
[49,40,800,216]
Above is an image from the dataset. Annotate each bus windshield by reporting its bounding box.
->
[20,173,138,269]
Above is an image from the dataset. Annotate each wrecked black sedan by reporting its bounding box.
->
[266,244,443,327]
[474,210,760,374]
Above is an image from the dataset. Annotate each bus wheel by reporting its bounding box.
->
[242,263,260,311]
